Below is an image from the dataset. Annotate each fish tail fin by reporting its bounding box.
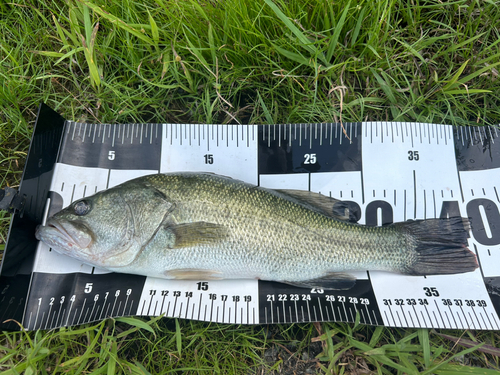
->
[396,217,478,276]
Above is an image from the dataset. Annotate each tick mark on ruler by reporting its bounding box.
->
[491,313,499,330]
[413,170,417,219]
[448,306,458,328]
[409,123,414,148]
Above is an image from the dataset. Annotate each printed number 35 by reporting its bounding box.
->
[408,150,419,161]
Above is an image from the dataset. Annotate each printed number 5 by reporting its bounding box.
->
[84,283,93,293]
[408,150,419,161]
[108,151,115,160]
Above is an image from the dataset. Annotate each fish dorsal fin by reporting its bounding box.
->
[276,189,356,222]
[167,222,228,248]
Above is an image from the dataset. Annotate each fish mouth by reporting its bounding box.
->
[36,218,93,251]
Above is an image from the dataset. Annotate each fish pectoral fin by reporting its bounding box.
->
[275,190,359,223]
[168,222,228,248]
[165,268,223,280]
[281,273,357,290]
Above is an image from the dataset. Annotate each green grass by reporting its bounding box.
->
[1,0,500,373]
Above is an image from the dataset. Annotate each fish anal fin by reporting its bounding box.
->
[281,273,357,290]
[165,268,223,280]
[169,222,228,248]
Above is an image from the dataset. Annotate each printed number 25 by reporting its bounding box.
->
[408,150,419,161]
[304,153,317,164]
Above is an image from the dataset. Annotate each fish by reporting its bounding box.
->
[35,172,478,289]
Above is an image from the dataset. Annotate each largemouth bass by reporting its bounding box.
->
[35,173,478,289]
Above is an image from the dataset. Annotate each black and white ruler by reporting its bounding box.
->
[2,104,500,331]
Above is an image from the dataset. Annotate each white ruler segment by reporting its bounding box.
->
[361,122,496,329]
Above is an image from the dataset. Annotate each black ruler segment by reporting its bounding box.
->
[258,123,362,174]
[59,122,162,170]
[485,277,500,324]
[258,280,381,325]
[1,104,65,278]
[0,274,31,331]
[24,273,146,330]
[454,125,500,171]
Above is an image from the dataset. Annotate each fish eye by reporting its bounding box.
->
[74,200,91,216]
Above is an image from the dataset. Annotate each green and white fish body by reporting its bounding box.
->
[36,173,478,289]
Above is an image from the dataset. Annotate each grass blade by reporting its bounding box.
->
[175,318,182,357]
[256,90,273,124]
[351,5,366,47]
[107,340,117,375]
[115,317,156,336]
[326,1,351,62]
[148,11,159,49]
[441,59,469,91]
[272,44,311,66]
[418,328,431,368]
[263,0,311,49]
[434,364,500,375]
[433,331,500,357]
[439,32,486,56]
[81,0,154,45]
[54,46,85,65]
[371,69,397,104]
[349,337,414,374]
[264,0,326,64]
[422,343,485,375]
[83,3,92,49]
[443,89,491,95]
[457,61,500,85]
[393,37,426,63]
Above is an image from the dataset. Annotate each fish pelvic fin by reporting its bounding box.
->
[281,273,357,290]
[168,221,228,248]
[397,217,478,276]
